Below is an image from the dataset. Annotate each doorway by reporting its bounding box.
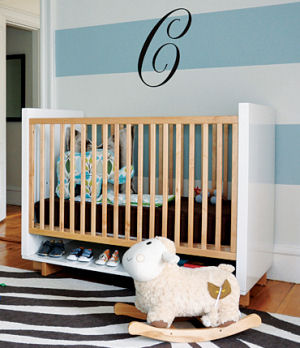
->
[0,3,40,222]
[6,26,40,206]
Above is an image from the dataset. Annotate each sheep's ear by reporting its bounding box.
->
[162,252,180,264]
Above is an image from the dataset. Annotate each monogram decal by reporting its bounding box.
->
[138,8,192,87]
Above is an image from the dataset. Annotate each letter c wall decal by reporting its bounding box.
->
[138,8,192,87]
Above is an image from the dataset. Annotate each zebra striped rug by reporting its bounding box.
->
[0,265,299,347]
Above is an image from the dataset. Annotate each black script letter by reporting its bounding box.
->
[138,8,192,87]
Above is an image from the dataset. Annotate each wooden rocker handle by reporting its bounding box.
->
[114,303,147,320]
[128,314,261,343]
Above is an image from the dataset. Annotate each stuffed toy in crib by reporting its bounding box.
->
[122,237,241,328]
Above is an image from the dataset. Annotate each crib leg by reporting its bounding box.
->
[239,272,268,307]
[33,261,62,276]
[239,292,250,307]
[257,273,267,286]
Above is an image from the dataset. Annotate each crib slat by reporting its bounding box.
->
[80,124,86,235]
[125,124,132,240]
[223,125,229,199]
[91,124,97,236]
[102,124,108,238]
[137,124,143,242]
[113,124,119,239]
[159,125,163,194]
[188,124,195,248]
[212,124,217,190]
[169,125,174,194]
[29,124,35,229]
[149,123,156,239]
[39,124,45,230]
[231,123,238,253]
[69,125,75,233]
[174,124,182,248]
[148,125,151,194]
[162,123,169,238]
[181,126,184,195]
[215,123,223,250]
[201,124,209,249]
[59,124,65,232]
[49,124,55,231]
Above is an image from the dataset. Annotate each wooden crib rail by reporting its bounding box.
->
[29,115,238,260]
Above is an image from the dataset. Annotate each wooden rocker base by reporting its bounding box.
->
[114,303,261,343]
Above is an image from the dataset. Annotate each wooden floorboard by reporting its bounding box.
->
[0,204,21,243]
[277,284,300,317]
[0,240,34,270]
[0,205,299,317]
[248,280,294,313]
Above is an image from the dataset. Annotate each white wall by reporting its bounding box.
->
[42,0,300,283]
[0,0,39,16]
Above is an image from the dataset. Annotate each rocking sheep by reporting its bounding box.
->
[122,237,241,329]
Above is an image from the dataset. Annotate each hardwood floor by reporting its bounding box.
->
[0,205,299,317]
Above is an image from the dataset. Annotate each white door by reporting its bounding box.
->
[0,15,6,221]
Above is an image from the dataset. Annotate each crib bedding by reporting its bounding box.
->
[74,192,175,207]
[56,150,134,200]
[34,197,232,246]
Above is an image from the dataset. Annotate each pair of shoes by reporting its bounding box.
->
[67,247,84,261]
[95,249,120,267]
[67,247,93,262]
[37,240,65,258]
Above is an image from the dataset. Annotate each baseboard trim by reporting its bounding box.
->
[273,243,300,256]
[268,251,300,283]
[7,185,21,206]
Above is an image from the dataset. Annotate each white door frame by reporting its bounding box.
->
[0,14,6,221]
[0,4,40,221]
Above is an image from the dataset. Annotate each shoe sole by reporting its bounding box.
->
[78,257,93,262]
[49,252,65,258]
[95,261,106,265]
[106,262,120,267]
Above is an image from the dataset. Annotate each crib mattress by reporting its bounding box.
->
[34,197,232,246]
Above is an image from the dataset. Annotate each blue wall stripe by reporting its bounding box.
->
[275,125,300,186]
[56,2,300,77]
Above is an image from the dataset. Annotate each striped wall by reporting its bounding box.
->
[49,0,300,282]
[56,3,300,76]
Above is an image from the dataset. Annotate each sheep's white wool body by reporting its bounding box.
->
[123,237,241,328]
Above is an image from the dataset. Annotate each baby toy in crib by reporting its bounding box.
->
[114,237,261,343]
[195,187,221,204]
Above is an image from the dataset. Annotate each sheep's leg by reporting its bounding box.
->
[201,307,221,328]
[201,301,241,328]
[217,301,241,326]
[147,305,176,329]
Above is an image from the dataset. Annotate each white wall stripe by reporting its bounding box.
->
[55,0,300,30]
[56,63,300,125]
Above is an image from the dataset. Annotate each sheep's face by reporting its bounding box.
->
[123,238,172,282]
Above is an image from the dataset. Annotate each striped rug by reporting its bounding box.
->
[0,265,299,347]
